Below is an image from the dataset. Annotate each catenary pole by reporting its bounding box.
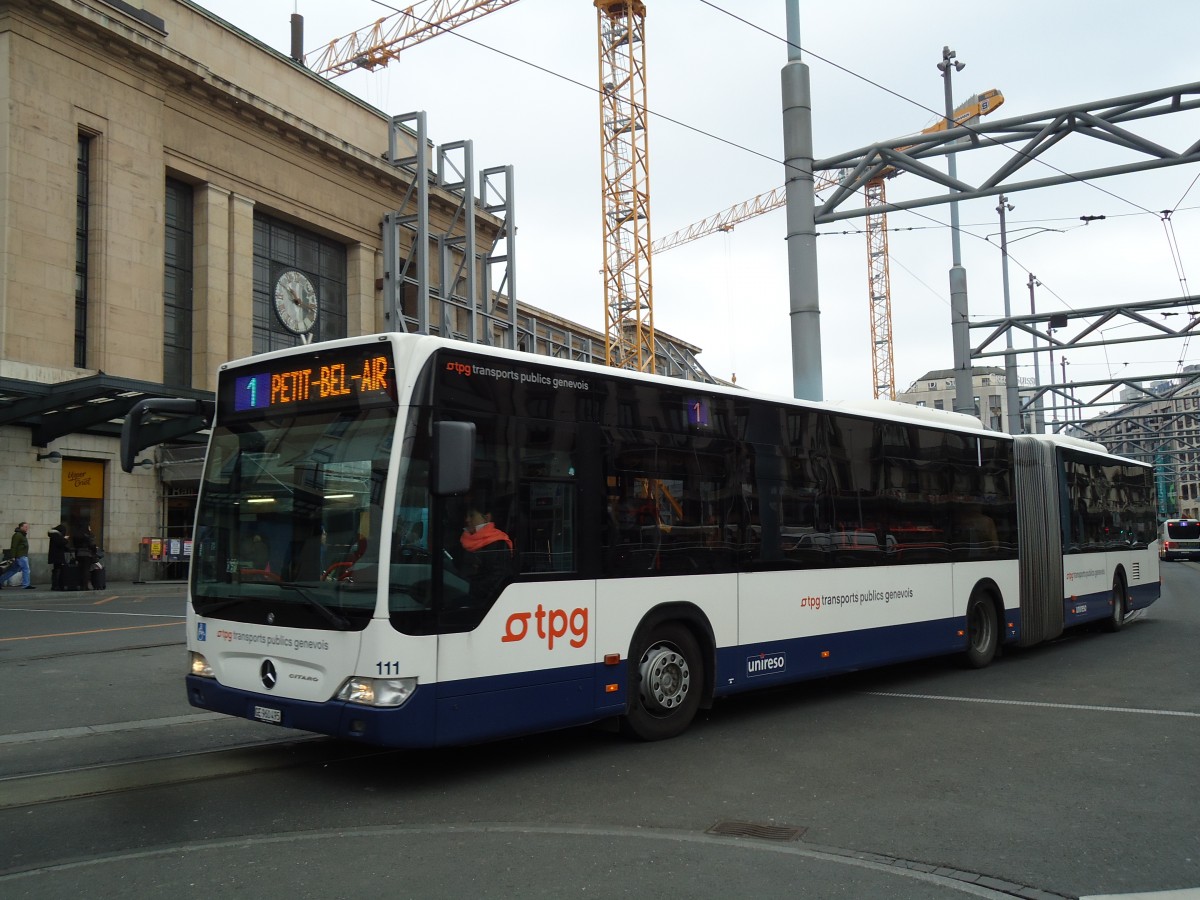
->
[997,196,1021,433]
[938,46,973,417]
[782,0,822,400]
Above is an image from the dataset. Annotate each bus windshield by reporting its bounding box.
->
[191,406,395,630]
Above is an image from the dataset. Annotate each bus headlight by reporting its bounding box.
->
[335,676,417,708]
[190,652,214,678]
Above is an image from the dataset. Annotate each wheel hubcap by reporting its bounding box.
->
[970,605,992,651]
[639,644,691,712]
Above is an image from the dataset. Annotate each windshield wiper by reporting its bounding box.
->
[276,582,351,631]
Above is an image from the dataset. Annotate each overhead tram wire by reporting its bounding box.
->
[347,0,924,237]
[349,0,791,172]
[350,0,1195,342]
[351,0,1197,293]
[700,0,1176,222]
[696,0,1200,337]
[355,0,1196,241]
[1172,169,1200,213]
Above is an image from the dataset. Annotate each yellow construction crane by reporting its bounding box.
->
[306,1,523,77]
[308,0,658,376]
[595,1,655,373]
[653,89,1004,399]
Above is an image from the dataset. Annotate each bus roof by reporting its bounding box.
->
[219,333,1134,460]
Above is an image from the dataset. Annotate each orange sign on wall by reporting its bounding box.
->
[61,460,105,499]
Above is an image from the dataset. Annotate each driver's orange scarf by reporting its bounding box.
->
[460,522,513,554]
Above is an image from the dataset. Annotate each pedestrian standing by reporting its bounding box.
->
[48,523,70,591]
[71,524,97,591]
[3,522,35,590]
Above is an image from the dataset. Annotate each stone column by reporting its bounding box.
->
[227,194,255,364]
[193,184,230,391]
[347,242,378,336]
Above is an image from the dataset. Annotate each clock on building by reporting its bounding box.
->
[273,268,319,335]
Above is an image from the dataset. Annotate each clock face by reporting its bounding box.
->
[273,269,318,335]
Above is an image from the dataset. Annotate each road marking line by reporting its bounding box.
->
[0,608,183,618]
[865,691,1200,718]
[0,713,229,745]
[0,621,183,643]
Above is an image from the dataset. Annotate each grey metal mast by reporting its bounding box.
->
[782,0,822,401]
[937,46,973,417]
[997,195,1021,433]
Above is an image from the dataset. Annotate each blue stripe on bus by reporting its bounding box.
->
[187,663,625,748]
[188,674,438,747]
[1063,582,1158,624]
[1127,581,1158,610]
[186,583,1153,747]
[714,616,964,697]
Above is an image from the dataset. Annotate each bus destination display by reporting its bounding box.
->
[227,349,394,416]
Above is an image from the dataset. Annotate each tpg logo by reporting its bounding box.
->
[746,651,786,677]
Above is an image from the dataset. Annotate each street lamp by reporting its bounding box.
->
[938,46,972,418]
[1028,274,1045,433]
[1047,311,1069,429]
[996,195,1020,433]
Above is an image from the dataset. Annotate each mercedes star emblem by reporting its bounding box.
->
[260,659,278,690]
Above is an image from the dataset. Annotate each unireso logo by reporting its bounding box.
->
[746,652,786,677]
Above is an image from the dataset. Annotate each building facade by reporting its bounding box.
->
[1094,368,1200,521]
[0,0,709,582]
[896,367,1028,434]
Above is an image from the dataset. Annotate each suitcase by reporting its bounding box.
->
[62,565,86,591]
[90,565,107,590]
[0,557,14,585]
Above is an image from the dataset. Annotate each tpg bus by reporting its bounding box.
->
[124,333,1160,747]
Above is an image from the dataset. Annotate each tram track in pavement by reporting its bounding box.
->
[0,716,1080,900]
[0,730,389,811]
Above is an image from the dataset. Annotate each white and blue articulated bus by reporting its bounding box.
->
[127,333,1160,747]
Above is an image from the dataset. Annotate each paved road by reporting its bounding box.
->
[1,569,1197,898]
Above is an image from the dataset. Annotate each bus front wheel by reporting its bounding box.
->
[1102,573,1127,633]
[621,623,703,741]
[964,590,999,669]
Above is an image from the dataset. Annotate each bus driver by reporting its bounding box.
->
[459,503,513,603]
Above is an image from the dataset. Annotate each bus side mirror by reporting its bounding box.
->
[433,421,475,496]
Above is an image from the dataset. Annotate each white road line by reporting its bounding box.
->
[865,692,1200,718]
[0,608,184,619]
[0,713,228,746]
[1081,890,1200,899]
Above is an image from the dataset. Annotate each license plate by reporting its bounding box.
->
[253,705,282,724]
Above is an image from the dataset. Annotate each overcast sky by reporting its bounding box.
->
[193,0,1198,409]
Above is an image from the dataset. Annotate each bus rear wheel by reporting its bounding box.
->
[964,590,999,669]
[1102,573,1127,633]
[621,623,703,741]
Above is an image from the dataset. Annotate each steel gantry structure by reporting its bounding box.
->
[652,91,1004,398]
[970,294,1200,431]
